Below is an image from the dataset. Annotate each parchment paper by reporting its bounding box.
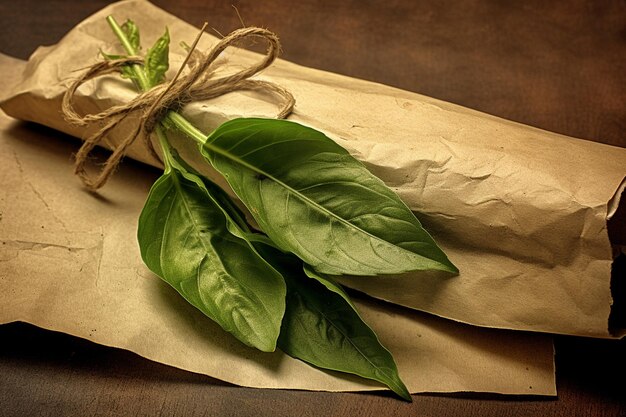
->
[1,0,624,340]
[0,50,555,394]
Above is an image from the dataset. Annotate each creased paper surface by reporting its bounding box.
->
[0,51,555,395]
[1,0,624,340]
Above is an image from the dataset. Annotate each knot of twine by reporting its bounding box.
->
[62,25,295,190]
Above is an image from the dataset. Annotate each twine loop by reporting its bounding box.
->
[62,26,295,190]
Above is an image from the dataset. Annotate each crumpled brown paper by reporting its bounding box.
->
[2,0,624,338]
[0,49,556,394]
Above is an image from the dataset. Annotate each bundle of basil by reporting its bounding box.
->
[84,17,458,401]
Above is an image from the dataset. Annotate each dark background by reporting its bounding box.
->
[1,1,625,416]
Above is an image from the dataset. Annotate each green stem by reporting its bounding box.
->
[106,19,273,204]
[106,16,207,148]
[155,128,174,171]
[107,16,195,171]
[106,16,151,91]
[165,112,207,145]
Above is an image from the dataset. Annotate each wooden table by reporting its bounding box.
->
[1,1,624,415]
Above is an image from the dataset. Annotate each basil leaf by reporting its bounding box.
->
[201,118,457,276]
[144,28,169,87]
[100,51,137,81]
[258,248,411,400]
[137,163,286,352]
[203,177,410,400]
[121,19,141,53]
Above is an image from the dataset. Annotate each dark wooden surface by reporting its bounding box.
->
[1,1,625,416]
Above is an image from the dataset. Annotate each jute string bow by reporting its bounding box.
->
[62,26,295,190]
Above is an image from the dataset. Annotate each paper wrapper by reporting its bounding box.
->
[0,50,557,395]
[2,0,624,338]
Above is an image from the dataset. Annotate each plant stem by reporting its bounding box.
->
[106,16,207,147]
[106,16,151,91]
[166,111,207,144]
[105,19,285,213]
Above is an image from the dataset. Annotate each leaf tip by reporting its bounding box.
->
[441,261,460,275]
[254,336,279,353]
[394,382,413,402]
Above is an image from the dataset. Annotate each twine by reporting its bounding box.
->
[62,26,295,190]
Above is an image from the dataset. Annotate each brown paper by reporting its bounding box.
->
[1,0,624,340]
[0,53,555,396]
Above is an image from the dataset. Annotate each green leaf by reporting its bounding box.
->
[100,51,137,81]
[137,162,286,352]
[144,28,169,87]
[121,19,141,53]
[258,247,411,401]
[201,118,458,276]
